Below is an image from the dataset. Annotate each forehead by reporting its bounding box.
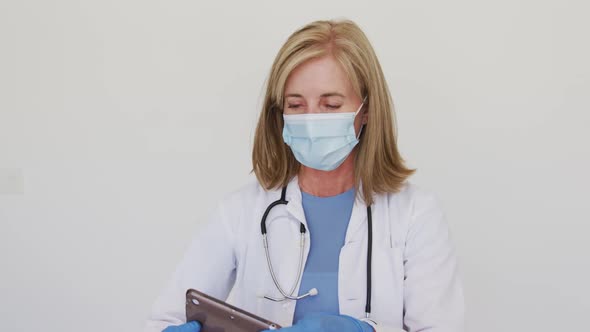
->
[284,55,353,97]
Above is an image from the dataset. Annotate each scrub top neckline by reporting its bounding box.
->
[300,186,355,200]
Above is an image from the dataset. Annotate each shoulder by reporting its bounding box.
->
[380,181,447,238]
[204,178,272,236]
[385,181,443,214]
[216,177,277,210]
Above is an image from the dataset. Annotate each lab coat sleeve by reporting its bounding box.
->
[143,200,237,332]
[400,190,465,332]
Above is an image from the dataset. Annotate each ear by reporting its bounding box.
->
[361,106,369,125]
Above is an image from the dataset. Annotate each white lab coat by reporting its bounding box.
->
[144,176,464,332]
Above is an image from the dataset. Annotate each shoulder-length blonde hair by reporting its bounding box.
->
[252,19,415,205]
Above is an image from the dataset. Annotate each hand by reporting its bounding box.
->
[264,312,374,332]
[162,321,201,332]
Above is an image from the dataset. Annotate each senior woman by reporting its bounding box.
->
[144,19,464,332]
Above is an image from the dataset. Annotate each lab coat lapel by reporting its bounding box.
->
[263,176,307,231]
[344,182,369,244]
[338,183,370,316]
[284,175,307,228]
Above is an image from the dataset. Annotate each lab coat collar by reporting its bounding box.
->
[284,175,306,227]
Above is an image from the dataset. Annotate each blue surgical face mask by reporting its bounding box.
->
[282,97,367,171]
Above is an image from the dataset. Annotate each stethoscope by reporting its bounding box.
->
[260,185,374,318]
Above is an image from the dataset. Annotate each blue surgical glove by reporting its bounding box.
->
[264,312,374,332]
[162,321,201,332]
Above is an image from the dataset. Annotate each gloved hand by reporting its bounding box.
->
[162,321,201,332]
[264,312,374,332]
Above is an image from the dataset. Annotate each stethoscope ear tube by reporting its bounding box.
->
[260,187,288,235]
[365,205,372,317]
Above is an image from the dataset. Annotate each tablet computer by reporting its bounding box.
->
[185,289,281,332]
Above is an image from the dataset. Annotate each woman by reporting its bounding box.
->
[144,19,464,332]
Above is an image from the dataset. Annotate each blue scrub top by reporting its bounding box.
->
[292,186,356,324]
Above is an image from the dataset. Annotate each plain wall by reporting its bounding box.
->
[1,1,589,331]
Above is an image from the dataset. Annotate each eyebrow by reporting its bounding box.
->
[285,92,346,98]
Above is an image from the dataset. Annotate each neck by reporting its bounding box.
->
[297,152,356,197]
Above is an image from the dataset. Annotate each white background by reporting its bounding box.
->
[1,1,589,331]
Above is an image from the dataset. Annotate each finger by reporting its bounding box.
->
[184,321,201,332]
[262,326,296,332]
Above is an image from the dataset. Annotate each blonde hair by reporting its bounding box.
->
[252,19,415,205]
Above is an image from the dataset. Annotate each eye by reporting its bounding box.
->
[326,104,341,110]
[287,104,302,109]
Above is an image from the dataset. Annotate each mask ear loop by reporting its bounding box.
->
[355,96,368,139]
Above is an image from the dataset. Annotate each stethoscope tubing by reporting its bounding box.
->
[260,185,373,318]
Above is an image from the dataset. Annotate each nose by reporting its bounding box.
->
[306,99,324,114]
[307,107,320,114]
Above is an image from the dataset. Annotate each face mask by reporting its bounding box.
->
[282,97,366,171]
